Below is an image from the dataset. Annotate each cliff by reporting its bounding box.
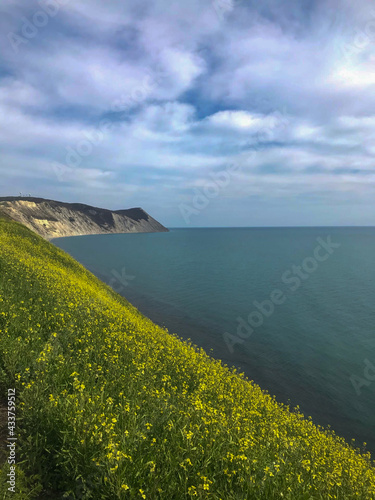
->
[0,197,169,239]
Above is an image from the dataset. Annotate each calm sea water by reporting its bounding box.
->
[53,227,375,454]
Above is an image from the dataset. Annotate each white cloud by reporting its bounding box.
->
[327,65,375,89]
[208,110,265,130]
[1,0,375,224]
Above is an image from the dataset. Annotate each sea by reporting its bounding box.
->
[52,227,375,454]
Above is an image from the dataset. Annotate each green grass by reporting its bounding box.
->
[0,216,374,499]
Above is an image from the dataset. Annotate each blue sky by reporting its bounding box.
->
[1,0,375,227]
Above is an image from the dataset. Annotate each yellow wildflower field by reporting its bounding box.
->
[0,217,374,498]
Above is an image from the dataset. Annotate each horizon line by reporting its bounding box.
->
[167,225,375,229]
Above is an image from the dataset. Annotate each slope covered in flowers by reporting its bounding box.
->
[0,216,374,499]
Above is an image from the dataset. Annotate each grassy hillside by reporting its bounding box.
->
[0,216,374,499]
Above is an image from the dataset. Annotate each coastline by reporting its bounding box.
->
[50,227,375,456]
[81,264,375,455]
[1,216,374,498]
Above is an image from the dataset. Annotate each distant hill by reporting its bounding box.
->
[0,197,168,239]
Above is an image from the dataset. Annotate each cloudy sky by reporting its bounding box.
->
[1,0,375,227]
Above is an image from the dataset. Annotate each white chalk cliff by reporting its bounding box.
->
[0,197,168,239]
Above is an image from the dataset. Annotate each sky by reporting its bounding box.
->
[0,0,375,227]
